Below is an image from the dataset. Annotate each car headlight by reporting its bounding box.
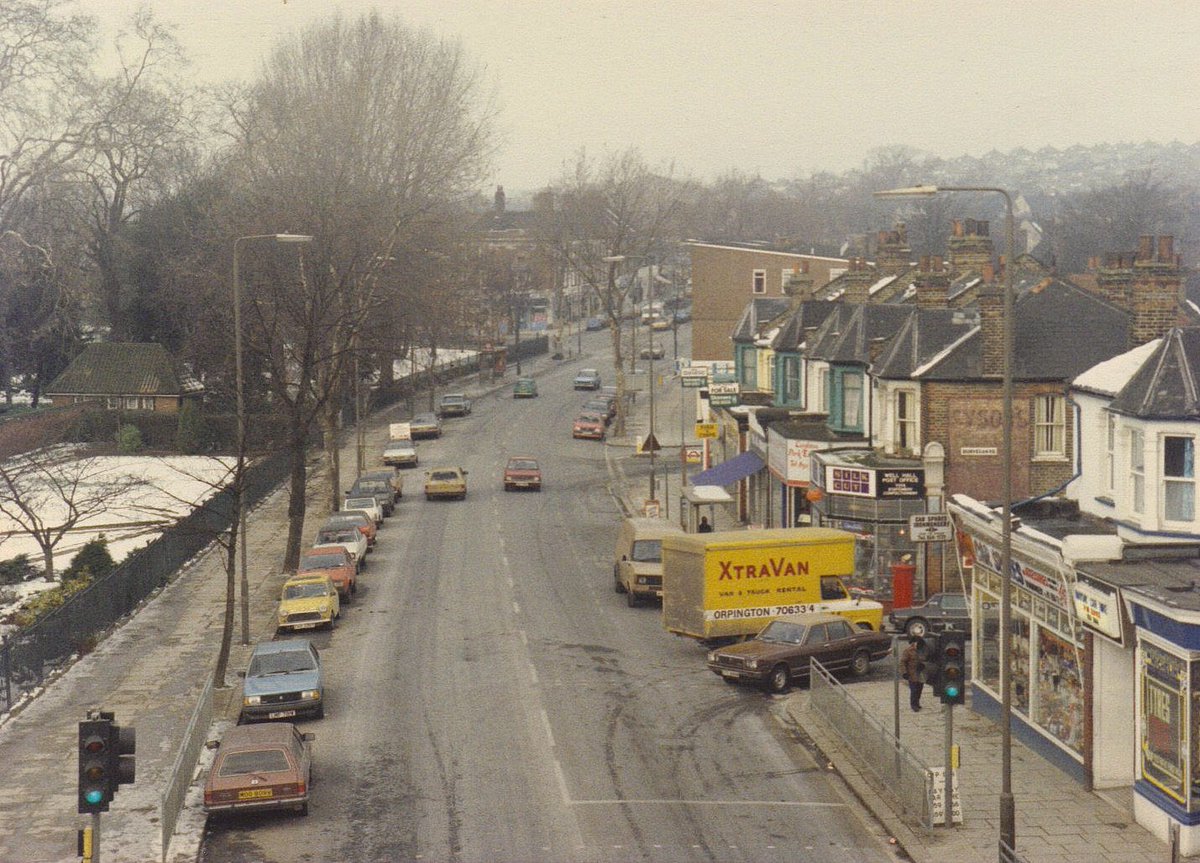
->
[320,604,330,614]
[300,690,320,701]
[746,659,759,670]
[707,651,718,663]
[244,695,261,706]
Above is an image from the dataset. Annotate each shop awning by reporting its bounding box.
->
[689,451,765,487]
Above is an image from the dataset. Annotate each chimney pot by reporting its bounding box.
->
[1138,235,1154,261]
[1159,236,1174,261]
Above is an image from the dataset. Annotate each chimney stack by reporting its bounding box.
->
[841,257,876,304]
[874,223,911,276]
[1097,250,1135,310]
[978,284,1004,377]
[783,259,814,307]
[915,256,951,309]
[949,218,995,278]
[1130,235,1183,347]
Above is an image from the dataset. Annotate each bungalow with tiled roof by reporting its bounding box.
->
[45,342,203,414]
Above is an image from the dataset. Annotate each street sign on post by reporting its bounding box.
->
[695,423,718,439]
[683,444,703,463]
[681,367,708,388]
[909,513,953,542]
[708,382,739,407]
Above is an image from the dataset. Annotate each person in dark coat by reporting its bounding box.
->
[697,516,713,533]
[900,636,924,712]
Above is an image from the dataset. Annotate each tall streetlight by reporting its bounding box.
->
[875,184,1015,856]
[233,233,313,644]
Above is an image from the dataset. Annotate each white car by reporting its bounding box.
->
[343,496,383,527]
[313,525,368,570]
[382,439,419,468]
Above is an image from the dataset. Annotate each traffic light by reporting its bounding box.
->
[110,723,136,795]
[78,718,112,814]
[914,635,941,694]
[938,631,967,705]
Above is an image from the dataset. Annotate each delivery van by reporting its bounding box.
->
[613,517,685,606]
[661,527,883,642]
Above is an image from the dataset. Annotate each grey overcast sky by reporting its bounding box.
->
[72,0,1200,194]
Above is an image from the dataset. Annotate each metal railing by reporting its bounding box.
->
[999,839,1032,863]
[160,677,214,861]
[809,658,935,827]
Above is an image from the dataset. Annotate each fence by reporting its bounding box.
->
[999,839,1032,863]
[0,449,290,713]
[808,657,935,828]
[160,677,214,861]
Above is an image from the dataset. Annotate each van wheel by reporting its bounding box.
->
[764,665,791,694]
[626,591,640,608]
[850,649,871,677]
[614,566,626,593]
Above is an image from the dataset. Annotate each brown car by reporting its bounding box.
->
[204,722,313,818]
[706,611,893,694]
[572,412,606,440]
[503,456,542,491]
[298,546,356,599]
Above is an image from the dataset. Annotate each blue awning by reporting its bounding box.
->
[689,451,765,487]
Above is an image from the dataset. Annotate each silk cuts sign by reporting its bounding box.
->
[767,428,819,486]
[823,465,925,499]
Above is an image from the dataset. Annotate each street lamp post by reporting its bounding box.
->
[875,184,1015,856]
[233,233,313,644]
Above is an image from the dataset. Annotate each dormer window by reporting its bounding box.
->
[1163,435,1195,522]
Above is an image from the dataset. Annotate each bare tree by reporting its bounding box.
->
[0,447,147,580]
[537,148,686,436]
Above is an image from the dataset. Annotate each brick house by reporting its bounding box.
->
[45,342,204,414]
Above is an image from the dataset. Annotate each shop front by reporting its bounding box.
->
[808,449,925,599]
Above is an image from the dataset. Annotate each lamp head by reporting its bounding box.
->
[873,185,939,199]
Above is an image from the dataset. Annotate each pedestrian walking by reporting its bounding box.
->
[900,635,924,712]
[697,516,714,533]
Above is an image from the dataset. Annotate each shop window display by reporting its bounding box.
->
[1142,642,1187,804]
[1035,628,1083,753]
[977,590,1000,690]
[1011,616,1031,715]
[1192,661,1200,810]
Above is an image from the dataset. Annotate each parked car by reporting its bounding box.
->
[359,468,403,502]
[238,639,324,723]
[204,722,313,818]
[346,474,396,516]
[573,368,602,390]
[585,317,606,331]
[424,467,468,500]
[706,611,893,693]
[314,525,367,567]
[582,397,615,424]
[503,456,542,491]
[572,412,606,440]
[436,393,472,417]
[639,343,666,360]
[276,573,340,634]
[409,412,442,439]
[887,592,971,638]
[298,546,356,600]
[513,377,539,398]
[342,495,383,527]
[381,439,419,470]
[322,512,375,549]
[673,309,692,324]
[650,317,671,332]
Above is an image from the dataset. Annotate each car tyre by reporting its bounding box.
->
[764,664,791,694]
[626,590,640,608]
[850,649,871,677]
[314,704,325,720]
[299,802,309,817]
[906,618,929,638]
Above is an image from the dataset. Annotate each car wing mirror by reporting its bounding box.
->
[205,739,220,750]
[302,732,316,741]
[236,670,246,678]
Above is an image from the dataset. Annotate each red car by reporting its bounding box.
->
[572,412,606,440]
[204,723,313,818]
[503,456,542,491]
[298,546,357,599]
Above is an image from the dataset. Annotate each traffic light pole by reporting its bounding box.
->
[91,813,101,863]
[944,702,954,828]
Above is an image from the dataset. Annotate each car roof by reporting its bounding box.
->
[285,573,333,584]
[360,470,396,479]
[250,638,313,656]
[507,455,538,461]
[770,611,851,626]
[303,546,348,556]
[218,722,300,750]
[383,440,414,448]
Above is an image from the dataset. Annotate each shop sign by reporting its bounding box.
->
[695,422,719,439]
[1140,643,1187,803]
[1073,576,1123,643]
[971,536,1070,610]
[683,445,703,464]
[681,366,708,388]
[643,499,661,518]
[767,430,819,484]
[709,382,739,407]
[825,466,925,499]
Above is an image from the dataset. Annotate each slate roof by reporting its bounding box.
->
[47,343,202,396]
[769,300,837,352]
[731,298,792,343]
[815,303,914,365]
[871,308,979,379]
[917,276,1131,382]
[1108,327,1200,419]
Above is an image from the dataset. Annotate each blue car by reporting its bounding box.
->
[239,639,325,723]
[573,368,602,390]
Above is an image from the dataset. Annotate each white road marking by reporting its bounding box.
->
[569,798,847,807]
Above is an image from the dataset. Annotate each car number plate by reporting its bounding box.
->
[238,788,274,800]
[268,709,296,719]
[292,623,317,630]
[721,670,741,679]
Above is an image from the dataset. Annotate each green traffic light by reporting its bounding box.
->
[84,788,104,805]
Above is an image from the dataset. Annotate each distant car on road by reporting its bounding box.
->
[204,722,314,818]
[650,317,671,331]
[706,612,893,693]
[314,524,368,567]
[322,512,375,549]
[347,473,396,515]
[276,573,340,634]
[639,343,665,359]
[437,393,472,417]
[503,456,542,491]
[424,466,468,500]
[513,377,539,398]
[298,547,356,600]
[582,396,616,423]
[673,309,692,324]
[409,412,442,439]
[382,439,419,469]
[585,317,606,331]
[572,412,606,440]
[342,495,383,527]
[886,592,971,638]
[573,368,602,390]
[239,638,325,723]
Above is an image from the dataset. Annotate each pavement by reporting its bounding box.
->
[0,326,1178,863]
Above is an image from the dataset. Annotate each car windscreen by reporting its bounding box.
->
[344,498,375,509]
[317,530,357,544]
[630,539,663,563]
[429,471,459,481]
[248,650,316,676]
[218,748,292,776]
[300,554,345,570]
[284,582,328,600]
[508,460,538,471]
[356,481,389,492]
[413,414,436,423]
[757,621,806,644]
